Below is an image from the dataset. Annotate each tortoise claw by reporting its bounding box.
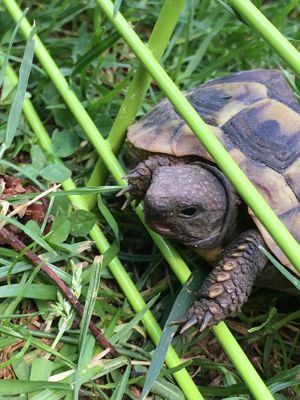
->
[121,194,134,210]
[116,184,134,198]
[123,171,141,180]
[179,314,198,334]
[198,311,214,332]
[170,307,215,334]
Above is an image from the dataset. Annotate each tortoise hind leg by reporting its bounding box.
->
[177,230,267,333]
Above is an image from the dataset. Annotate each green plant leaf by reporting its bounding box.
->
[40,163,72,183]
[69,209,97,237]
[48,214,70,244]
[52,129,79,158]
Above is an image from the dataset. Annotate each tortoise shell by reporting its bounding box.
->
[127,70,300,273]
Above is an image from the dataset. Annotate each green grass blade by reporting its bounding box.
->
[0,325,75,368]
[0,283,56,300]
[73,257,103,398]
[3,24,35,154]
[0,215,55,254]
[259,246,300,291]
[227,0,300,77]
[141,268,206,400]
[113,0,123,18]
[97,195,120,267]
[0,381,71,396]
[111,362,131,400]
[179,13,230,80]
[0,337,32,369]
[110,294,160,345]
[0,158,45,189]
[72,31,120,78]
[0,8,28,87]
[4,258,42,316]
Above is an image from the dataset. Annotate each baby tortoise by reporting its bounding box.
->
[121,69,300,332]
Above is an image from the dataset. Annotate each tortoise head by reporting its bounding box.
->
[144,163,239,248]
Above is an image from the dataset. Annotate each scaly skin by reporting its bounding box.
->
[178,230,267,332]
[122,155,268,332]
[120,154,187,201]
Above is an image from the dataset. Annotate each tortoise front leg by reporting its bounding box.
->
[177,230,267,333]
[118,154,186,206]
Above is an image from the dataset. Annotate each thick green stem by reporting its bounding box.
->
[87,0,186,206]
[5,63,204,400]
[213,323,274,400]
[227,0,300,77]
[96,0,300,274]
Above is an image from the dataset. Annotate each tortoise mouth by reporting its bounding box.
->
[149,222,173,236]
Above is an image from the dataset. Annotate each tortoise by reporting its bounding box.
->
[120,69,300,332]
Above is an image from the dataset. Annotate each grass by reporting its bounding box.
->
[0,0,300,399]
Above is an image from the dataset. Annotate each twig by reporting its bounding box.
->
[0,226,118,357]
[0,184,61,230]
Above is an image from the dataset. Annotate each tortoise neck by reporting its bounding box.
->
[192,161,241,248]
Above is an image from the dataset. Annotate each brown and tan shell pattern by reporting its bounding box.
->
[127,70,300,273]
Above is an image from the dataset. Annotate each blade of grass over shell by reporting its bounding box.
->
[3,64,204,400]
[226,0,300,78]
[87,0,187,202]
[2,4,276,400]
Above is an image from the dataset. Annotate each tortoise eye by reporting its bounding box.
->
[179,207,199,218]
